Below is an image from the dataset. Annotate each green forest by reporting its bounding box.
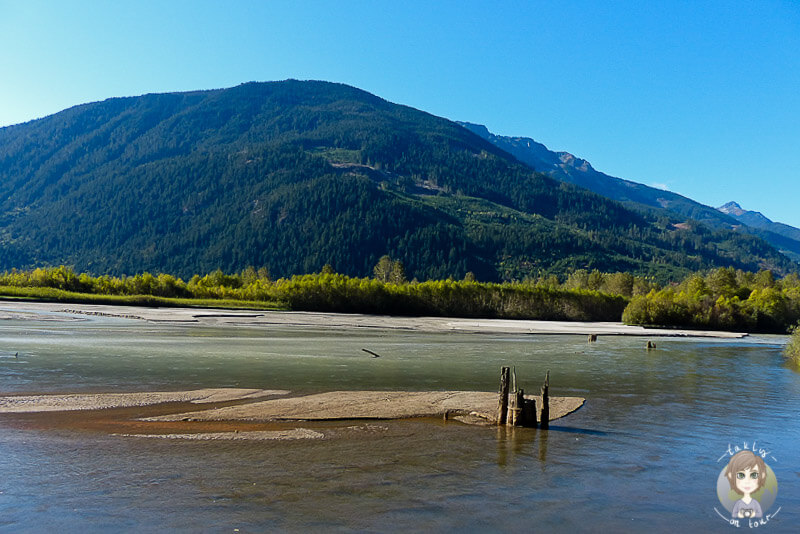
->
[623,267,800,333]
[3,263,800,333]
[1,80,796,283]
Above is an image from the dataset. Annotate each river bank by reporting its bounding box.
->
[0,300,747,337]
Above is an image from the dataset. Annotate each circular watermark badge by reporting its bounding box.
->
[715,442,780,528]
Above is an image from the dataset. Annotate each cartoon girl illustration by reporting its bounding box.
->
[724,450,767,519]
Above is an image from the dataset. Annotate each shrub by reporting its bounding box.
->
[784,327,800,368]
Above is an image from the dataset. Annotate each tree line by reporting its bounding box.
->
[0,263,625,322]
[2,263,800,332]
[622,267,800,333]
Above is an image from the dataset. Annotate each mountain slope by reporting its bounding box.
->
[457,122,734,225]
[719,201,800,242]
[460,122,800,262]
[718,202,800,262]
[0,81,795,281]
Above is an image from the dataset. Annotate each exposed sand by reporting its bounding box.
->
[0,300,748,337]
[143,390,583,425]
[0,388,288,413]
[0,388,582,424]
[0,388,584,440]
[115,429,325,441]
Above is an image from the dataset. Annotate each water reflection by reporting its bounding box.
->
[496,426,536,466]
[495,423,614,467]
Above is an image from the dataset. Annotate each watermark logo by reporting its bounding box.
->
[715,441,780,528]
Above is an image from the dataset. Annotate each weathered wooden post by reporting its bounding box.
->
[507,388,516,426]
[540,370,550,428]
[508,388,525,426]
[497,366,511,425]
[523,396,537,427]
[646,340,656,350]
[588,334,598,343]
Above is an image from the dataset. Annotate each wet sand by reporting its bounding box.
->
[0,300,747,337]
[0,388,288,413]
[0,388,584,440]
[143,390,584,425]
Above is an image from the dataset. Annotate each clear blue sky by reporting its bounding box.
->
[2,1,799,226]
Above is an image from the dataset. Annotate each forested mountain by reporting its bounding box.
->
[0,80,796,281]
[460,122,800,264]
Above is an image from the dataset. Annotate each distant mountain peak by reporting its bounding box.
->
[558,152,594,173]
[718,201,745,216]
[717,201,773,224]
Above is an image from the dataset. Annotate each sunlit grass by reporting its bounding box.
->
[0,285,287,310]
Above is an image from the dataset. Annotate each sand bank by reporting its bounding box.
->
[115,429,325,441]
[0,388,288,413]
[1,300,747,337]
[0,388,582,424]
[143,390,583,425]
[0,388,584,440]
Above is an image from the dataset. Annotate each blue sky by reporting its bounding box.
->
[2,1,799,226]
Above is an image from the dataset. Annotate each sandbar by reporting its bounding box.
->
[0,300,747,337]
[0,388,584,440]
[0,388,288,413]
[143,390,583,425]
[115,429,325,441]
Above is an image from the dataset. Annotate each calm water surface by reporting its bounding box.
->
[1,311,799,532]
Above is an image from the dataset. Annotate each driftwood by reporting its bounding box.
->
[361,348,381,358]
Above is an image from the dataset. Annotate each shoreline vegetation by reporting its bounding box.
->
[1,263,799,334]
[784,328,800,367]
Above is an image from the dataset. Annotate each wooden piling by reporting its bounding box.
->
[507,388,525,426]
[647,340,656,350]
[588,334,598,343]
[540,370,550,428]
[497,366,511,426]
[523,397,538,427]
[507,389,516,426]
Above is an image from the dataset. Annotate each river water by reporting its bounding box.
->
[1,311,799,532]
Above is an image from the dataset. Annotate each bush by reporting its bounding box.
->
[784,328,800,368]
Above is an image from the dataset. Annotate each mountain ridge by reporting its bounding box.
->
[460,121,800,263]
[718,201,800,254]
[0,81,795,281]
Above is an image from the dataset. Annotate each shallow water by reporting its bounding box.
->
[1,312,799,532]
